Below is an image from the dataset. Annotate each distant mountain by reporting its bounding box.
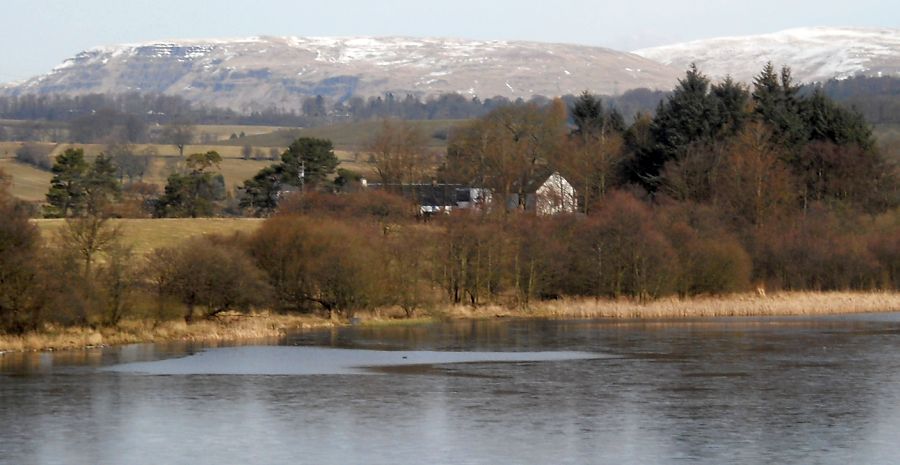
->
[633,27,900,84]
[1,37,679,112]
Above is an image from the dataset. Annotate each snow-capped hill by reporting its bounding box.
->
[633,27,900,83]
[4,36,679,112]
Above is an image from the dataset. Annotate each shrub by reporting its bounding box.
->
[248,215,382,317]
[0,172,43,332]
[14,143,53,170]
[151,237,270,322]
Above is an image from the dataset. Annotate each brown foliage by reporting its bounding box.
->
[382,226,435,315]
[573,192,678,299]
[277,190,416,232]
[797,141,897,212]
[866,209,900,289]
[659,141,722,203]
[109,182,160,218]
[151,237,270,322]
[367,119,433,184]
[713,122,796,227]
[433,213,512,305]
[0,169,43,332]
[555,132,626,213]
[248,215,382,316]
[444,102,567,204]
[752,208,883,290]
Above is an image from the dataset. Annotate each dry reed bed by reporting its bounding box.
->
[518,291,900,319]
[0,313,334,353]
[3,292,900,353]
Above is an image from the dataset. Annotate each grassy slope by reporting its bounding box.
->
[33,218,264,256]
[0,159,53,202]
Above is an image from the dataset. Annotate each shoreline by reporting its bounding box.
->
[2,291,899,353]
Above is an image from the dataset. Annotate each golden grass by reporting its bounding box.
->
[510,291,900,319]
[33,218,264,255]
[323,292,900,327]
[216,158,279,190]
[0,312,334,353]
[3,292,900,353]
[0,158,52,201]
[134,156,275,192]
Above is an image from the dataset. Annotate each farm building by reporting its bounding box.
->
[505,171,577,215]
[363,181,491,216]
[363,171,575,216]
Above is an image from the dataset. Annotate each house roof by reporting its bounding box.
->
[368,183,467,207]
[512,167,562,193]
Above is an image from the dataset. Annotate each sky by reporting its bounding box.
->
[1,0,897,83]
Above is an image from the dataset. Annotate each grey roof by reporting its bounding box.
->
[368,183,466,207]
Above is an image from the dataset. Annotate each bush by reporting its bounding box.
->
[753,208,883,290]
[278,191,416,231]
[14,143,53,170]
[0,172,43,332]
[572,191,678,299]
[247,215,382,317]
[152,237,270,322]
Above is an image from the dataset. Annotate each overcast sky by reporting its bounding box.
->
[1,0,897,82]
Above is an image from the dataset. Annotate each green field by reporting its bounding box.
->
[194,124,294,142]
[222,119,467,150]
[1,139,377,202]
[33,218,265,256]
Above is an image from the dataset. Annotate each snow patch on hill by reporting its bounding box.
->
[633,27,900,83]
[4,36,679,112]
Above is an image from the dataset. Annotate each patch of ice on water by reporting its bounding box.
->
[103,346,606,376]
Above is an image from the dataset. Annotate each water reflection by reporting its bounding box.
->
[2,314,900,464]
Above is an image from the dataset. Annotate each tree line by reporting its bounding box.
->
[2,75,897,144]
[2,179,898,334]
[0,92,651,146]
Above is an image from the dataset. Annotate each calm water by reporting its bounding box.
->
[3,314,900,464]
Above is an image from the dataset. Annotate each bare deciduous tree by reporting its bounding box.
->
[368,119,431,184]
[161,122,195,157]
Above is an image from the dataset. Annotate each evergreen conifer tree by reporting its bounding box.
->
[45,148,89,217]
[281,138,338,188]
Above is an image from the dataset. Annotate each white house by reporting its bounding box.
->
[506,171,578,215]
[534,172,577,215]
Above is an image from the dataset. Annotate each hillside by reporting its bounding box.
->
[634,27,900,83]
[2,37,679,112]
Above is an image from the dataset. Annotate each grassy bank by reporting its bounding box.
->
[0,313,334,353]
[3,292,899,353]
